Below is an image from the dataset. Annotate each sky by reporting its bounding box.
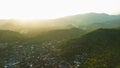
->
[0,0,120,20]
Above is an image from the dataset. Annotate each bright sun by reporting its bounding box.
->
[0,0,120,20]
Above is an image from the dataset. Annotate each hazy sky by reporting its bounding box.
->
[0,0,120,19]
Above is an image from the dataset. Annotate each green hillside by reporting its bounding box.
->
[0,30,24,43]
[58,29,120,68]
[83,19,120,30]
[30,27,84,43]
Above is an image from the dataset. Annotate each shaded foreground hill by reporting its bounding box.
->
[58,29,120,68]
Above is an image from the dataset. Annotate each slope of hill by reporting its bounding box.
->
[30,27,84,43]
[0,30,24,43]
[83,19,120,30]
[58,29,120,68]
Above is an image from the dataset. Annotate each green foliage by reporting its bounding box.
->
[0,30,25,43]
[58,29,120,67]
[30,27,84,42]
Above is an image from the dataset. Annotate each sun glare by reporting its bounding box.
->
[0,0,120,20]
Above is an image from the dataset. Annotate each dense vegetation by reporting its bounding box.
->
[58,29,120,68]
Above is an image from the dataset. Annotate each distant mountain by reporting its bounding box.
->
[54,13,120,26]
[0,13,120,32]
[82,18,120,30]
[42,13,120,32]
[58,29,120,68]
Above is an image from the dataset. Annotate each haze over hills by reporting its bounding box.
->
[85,19,120,30]
[0,0,120,67]
[0,13,120,33]
[54,13,120,25]
[53,13,120,30]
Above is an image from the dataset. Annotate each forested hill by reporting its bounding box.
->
[0,30,24,43]
[30,27,84,42]
[58,29,120,68]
